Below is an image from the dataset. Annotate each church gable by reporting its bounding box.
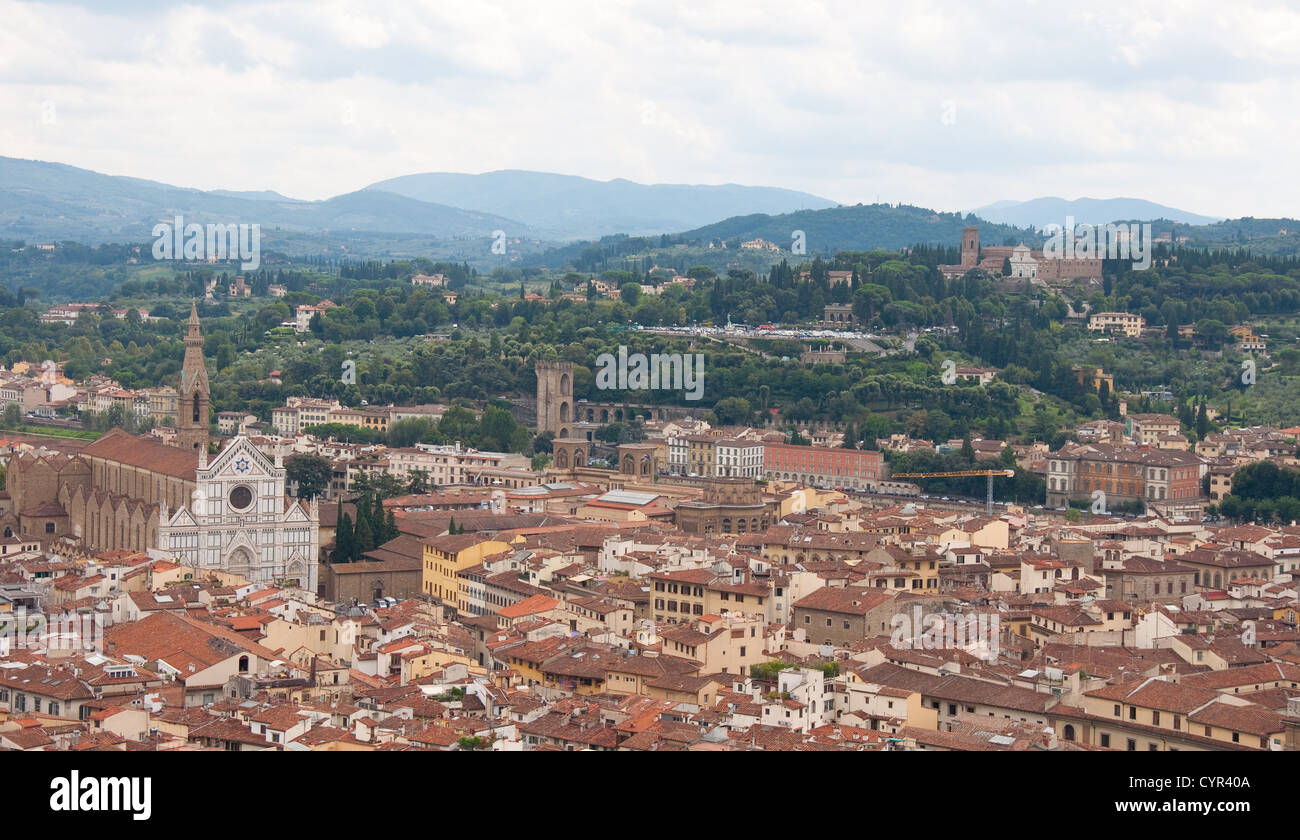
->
[205,437,277,481]
[222,529,260,556]
[166,506,198,528]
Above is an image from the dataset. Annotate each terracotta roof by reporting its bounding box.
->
[104,611,286,673]
[498,594,560,620]
[793,586,894,615]
[81,428,199,481]
[1085,676,1220,714]
[0,663,94,701]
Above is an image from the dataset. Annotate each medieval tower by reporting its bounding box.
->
[960,225,980,269]
[175,302,211,451]
[535,359,574,438]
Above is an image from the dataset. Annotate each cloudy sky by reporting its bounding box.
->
[2,0,1297,218]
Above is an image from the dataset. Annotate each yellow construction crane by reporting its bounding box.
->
[890,469,1015,516]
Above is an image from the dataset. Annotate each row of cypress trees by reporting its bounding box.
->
[333,493,399,563]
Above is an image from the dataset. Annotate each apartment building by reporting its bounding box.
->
[714,438,764,478]
[1076,677,1285,751]
[1045,443,1206,518]
[1127,413,1181,446]
[272,398,340,435]
[400,443,528,486]
[139,386,178,425]
[763,442,884,490]
[646,568,771,625]
[1231,325,1267,352]
[1088,312,1145,337]
[421,534,511,610]
[328,406,390,435]
[293,302,335,333]
[658,613,769,676]
[791,586,900,647]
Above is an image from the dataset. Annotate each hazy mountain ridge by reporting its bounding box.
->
[973,196,1221,228]
[364,169,838,239]
[4,156,1298,263]
[531,202,1300,269]
[528,204,1042,268]
[0,157,525,243]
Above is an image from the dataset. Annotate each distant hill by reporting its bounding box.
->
[678,204,1041,251]
[531,200,1300,270]
[1150,217,1300,256]
[364,169,838,240]
[207,188,299,202]
[6,156,1297,264]
[972,196,1221,228]
[0,157,524,244]
[530,203,1043,268]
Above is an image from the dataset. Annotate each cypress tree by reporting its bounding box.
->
[335,513,355,564]
[354,511,374,558]
[353,494,372,545]
[371,495,386,540]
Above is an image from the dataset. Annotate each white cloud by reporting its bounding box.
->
[0,0,1296,219]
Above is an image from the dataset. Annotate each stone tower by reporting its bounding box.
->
[960,225,980,269]
[175,302,211,451]
[535,360,574,438]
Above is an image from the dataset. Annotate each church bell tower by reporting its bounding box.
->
[175,302,211,451]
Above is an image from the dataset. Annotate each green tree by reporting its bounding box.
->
[389,417,437,448]
[407,470,430,495]
[335,510,355,563]
[479,404,527,452]
[713,397,754,426]
[285,453,332,500]
[354,508,374,557]
[371,495,391,542]
[384,509,398,545]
